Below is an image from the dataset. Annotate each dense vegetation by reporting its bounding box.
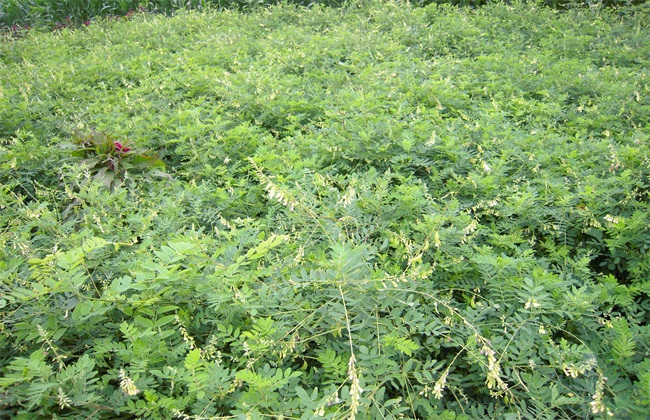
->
[1,1,649,418]
[1,0,648,31]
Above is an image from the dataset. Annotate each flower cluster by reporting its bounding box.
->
[119,369,140,396]
[114,141,131,153]
[590,372,613,416]
[347,355,363,420]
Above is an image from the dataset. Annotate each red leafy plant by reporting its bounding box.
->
[68,129,169,190]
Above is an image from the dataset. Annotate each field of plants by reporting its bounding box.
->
[2,0,643,32]
[1,1,649,418]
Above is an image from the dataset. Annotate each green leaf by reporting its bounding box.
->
[184,349,202,372]
[246,234,288,260]
[81,237,108,253]
[382,333,420,356]
[134,315,154,329]
[72,301,93,322]
[109,276,133,293]
[155,315,176,328]
[130,154,166,169]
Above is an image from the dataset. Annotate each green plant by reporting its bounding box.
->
[1,1,649,418]
[67,129,168,190]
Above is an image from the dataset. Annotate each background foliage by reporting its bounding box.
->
[1,1,649,418]
[1,0,649,31]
